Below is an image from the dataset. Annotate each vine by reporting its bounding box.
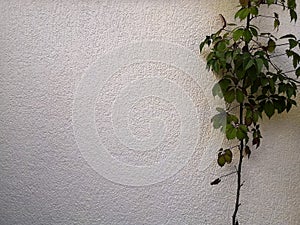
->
[200,0,299,224]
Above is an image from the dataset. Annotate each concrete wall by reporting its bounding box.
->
[0,0,299,224]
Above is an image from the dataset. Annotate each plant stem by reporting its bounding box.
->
[232,104,244,225]
[232,2,251,224]
[220,171,237,179]
[257,15,276,19]
[261,2,293,11]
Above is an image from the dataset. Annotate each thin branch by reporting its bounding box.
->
[275,43,290,47]
[227,104,241,112]
[251,39,264,48]
[269,53,287,58]
[229,145,240,150]
[284,69,296,74]
[257,15,276,19]
[220,171,237,179]
[232,104,244,225]
[281,74,300,84]
[258,35,270,39]
[260,2,293,11]
[232,9,250,224]
[267,57,300,84]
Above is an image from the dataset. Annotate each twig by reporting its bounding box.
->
[257,15,276,19]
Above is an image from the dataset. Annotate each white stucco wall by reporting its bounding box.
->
[0,0,299,224]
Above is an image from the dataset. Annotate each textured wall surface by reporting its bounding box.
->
[0,0,299,224]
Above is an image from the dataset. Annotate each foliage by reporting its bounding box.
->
[200,0,299,224]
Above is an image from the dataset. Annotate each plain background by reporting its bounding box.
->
[0,0,299,224]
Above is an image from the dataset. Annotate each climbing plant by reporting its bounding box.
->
[200,0,299,224]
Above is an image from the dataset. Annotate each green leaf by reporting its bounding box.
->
[274,98,286,113]
[289,99,297,107]
[261,77,269,86]
[280,34,296,40]
[245,59,254,71]
[239,124,248,133]
[211,60,221,73]
[286,99,293,112]
[255,58,264,73]
[278,83,286,93]
[251,79,259,94]
[296,67,300,77]
[250,27,258,37]
[226,124,237,140]
[219,78,231,91]
[236,89,244,103]
[290,9,297,22]
[288,0,296,9]
[225,149,233,158]
[286,49,293,57]
[289,39,298,49]
[253,111,259,123]
[243,29,253,43]
[217,154,226,167]
[216,107,226,113]
[224,153,232,164]
[236,125,247,140]
[227,114,239,124]
[235,8,243,19]
[266,0,275,5]
[249,6,258,16]
[269,78,275,94]
[245,146,251,158]
[263,58,269,70]
[286,85,296,98]
[262,85,270,95]
[236,69,246,79]
[257,94,267,101]
[212,83,222,97]
[252,137,260,148]
[267,39,276,53]
[211,113,226,129]
[223,149,232,164]
[274,19,280,30]
[264,101,275,118]
[224,89,235,103]
[200,41,206,53]
[235,8,250,20]
[211,178,221,185]
[245,109,253,126]
[216,40,227,52]
[233,29,244,41]
[292,52,300,68]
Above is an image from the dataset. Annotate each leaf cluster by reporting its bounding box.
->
[200,0,299,166]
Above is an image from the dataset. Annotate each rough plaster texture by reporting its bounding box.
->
[0,0,299,225]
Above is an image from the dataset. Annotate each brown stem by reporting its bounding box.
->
[267,58,300,84]
[260,1,292,10]
[232,3,251,224]
[232,104,244,225]
[257,15,276,19]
